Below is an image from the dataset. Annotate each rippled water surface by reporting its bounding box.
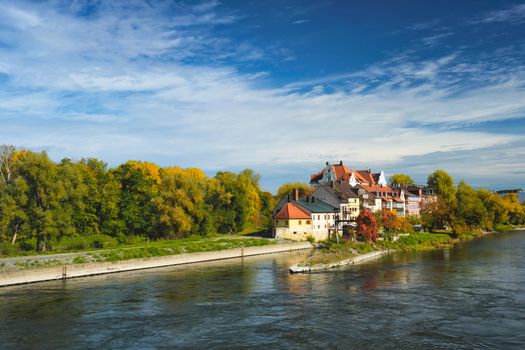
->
[1,231,525,349]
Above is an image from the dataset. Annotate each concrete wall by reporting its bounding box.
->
[0,242,312,287]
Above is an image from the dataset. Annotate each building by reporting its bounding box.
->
[310,160,405,215]
[273,201,312,241]
[272,190,338,242]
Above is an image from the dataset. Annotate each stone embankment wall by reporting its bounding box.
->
[0,241,312,287]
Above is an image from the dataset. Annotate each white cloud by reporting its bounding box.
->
[473,3,525,24]
[0,0,524,191]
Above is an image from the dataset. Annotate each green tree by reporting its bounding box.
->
[79,158,122,237]
[453,181,487,235]
[389,173,414,186]
[427,170,456,204]
[276,182,310,199]
[112,161,157,238]
[15,151,66,251]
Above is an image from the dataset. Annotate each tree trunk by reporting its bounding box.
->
[11,224,18,245]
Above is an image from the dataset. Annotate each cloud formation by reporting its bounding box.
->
[0,1,524,191]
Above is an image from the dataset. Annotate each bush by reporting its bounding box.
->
[18,238,37,251]
[494,223,513,233]
[0,241,16,256]
[55,234,118,251]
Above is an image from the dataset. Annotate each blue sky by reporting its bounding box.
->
[1,0,525,192]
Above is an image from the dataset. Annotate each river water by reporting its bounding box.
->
[1,230,525,349]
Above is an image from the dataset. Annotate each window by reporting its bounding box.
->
[298,220,302,225]
[324,214,327,219]
[285,220,288,225]
[306,220,311,224]
[318,225,320,229]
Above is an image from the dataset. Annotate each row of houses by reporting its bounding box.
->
[273,161,437,242]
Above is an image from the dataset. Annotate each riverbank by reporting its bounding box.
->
[290,232,458,273]
[290,249,393,273]
[0,241,312,287]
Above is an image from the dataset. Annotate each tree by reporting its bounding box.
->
[477,189,508,229]
[79,158,122,237]
[276,182,310,199]
[112,161,158,238]
[389,173,414,186]
[420,197,451,231]
[502,193,525,225]
[381,209,402,233]
[15,151,65,251]
[427,170,456,204]
[453,181,487,236]
[154,168,206,239]
[356,209,378,242]
[0,145,16,185]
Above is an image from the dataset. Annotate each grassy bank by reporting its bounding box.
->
[301,232,456,267]
[0,236,275,271]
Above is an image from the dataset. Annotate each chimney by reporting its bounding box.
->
[325,161,329,166]
[339,160,343,165]
[287,194,290,202]
[294,189,299,201]
[306,196,310,203]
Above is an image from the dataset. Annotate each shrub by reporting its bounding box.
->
[55,234,118,251]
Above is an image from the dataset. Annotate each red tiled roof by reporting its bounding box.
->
[274,202,311,219]
[361,184,395,193]
[310,169,325,182]
[357,170,376,185]
[331,164,351,179]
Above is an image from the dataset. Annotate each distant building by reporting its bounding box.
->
[310,161,406,216]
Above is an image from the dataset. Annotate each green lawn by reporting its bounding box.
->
[1,236,276,271]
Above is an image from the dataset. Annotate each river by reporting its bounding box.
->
[1,230,524,349]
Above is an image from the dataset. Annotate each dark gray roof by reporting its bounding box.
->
[295,198,338,213]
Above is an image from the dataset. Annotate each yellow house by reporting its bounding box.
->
[273,202,313,241]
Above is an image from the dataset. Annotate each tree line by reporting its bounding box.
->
[0,145,274,253]
[421,170,525,237]
[356,170,525,241]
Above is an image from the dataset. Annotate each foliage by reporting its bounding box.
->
[421,197,451,231]
[356,209,378,242]
[389,173,414,185]
[276,182,311,199]
[381,209,401,233]
[427,170,456,204]
[0,144,273,254]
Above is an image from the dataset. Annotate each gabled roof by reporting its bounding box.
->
[296,198,338,213]
[331,164,351,180]
[274,202,311,219]
[333,181,359,199]
[310,169,325,183]
[356,170,376,185]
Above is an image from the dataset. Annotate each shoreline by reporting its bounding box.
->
[289,229,525,274]
[289,249,393,273]
[0,241,312,287]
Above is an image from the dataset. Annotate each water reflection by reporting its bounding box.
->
[1,231,525,349]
